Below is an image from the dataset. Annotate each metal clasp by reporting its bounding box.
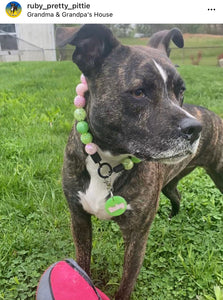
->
[97,162,113,179]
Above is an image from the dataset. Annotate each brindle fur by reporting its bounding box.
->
[163,104,223,217]
[62,25,223,300]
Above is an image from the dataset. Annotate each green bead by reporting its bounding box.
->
[122,158,134,170]
[131,156,142,163]
[74,108,86,121]
[76,121,89,134]
[80,132,93,144]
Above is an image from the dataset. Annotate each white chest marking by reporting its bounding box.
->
[78,152,131,220]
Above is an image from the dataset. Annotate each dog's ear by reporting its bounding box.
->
[67,24,120,75]
[56,27,80,48]
[148,28,184,57]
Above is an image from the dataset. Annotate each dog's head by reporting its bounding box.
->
[68,25,202,163]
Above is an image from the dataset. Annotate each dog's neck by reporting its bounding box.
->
[97,147,131,167]
[74,74,142,218]
[74,74,141,175]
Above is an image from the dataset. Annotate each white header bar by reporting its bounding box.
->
[0,0,222,24]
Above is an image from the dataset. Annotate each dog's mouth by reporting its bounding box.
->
[152,151,192,164]
[132,137,200,165]
[135,151,192,164]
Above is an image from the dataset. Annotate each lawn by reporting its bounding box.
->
[120,34,223,66]
[0,61,222,300]
[60,33,223,66]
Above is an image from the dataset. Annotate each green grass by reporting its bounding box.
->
[0,61,223,300]
[60,34,223,66]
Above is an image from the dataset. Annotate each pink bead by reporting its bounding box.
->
[76,83,88,96]
[74,95,86,108]
[81,74,87,85]
[85,143,97,155]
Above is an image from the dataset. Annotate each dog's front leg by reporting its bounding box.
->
[115,221,153,300]
[70,209,92,275]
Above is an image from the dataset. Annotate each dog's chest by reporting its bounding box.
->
[78,156,120,220]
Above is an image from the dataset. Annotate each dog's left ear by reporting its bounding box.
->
[148,28,184,57]
[67,24,120,75]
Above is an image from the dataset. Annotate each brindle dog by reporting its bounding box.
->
[62,25,223,300]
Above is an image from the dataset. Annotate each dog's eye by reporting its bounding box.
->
[131,89,145,98]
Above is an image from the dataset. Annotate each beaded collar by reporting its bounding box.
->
[73,74,141,217]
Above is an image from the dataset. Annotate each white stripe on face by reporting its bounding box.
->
[153,60,167,84]
[152,60,196,120]
[171,101,196,119]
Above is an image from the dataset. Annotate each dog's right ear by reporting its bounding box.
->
[67,24,120,75]
[148,28,184,57]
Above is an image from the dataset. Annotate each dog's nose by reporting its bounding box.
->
[179,118,202,144]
